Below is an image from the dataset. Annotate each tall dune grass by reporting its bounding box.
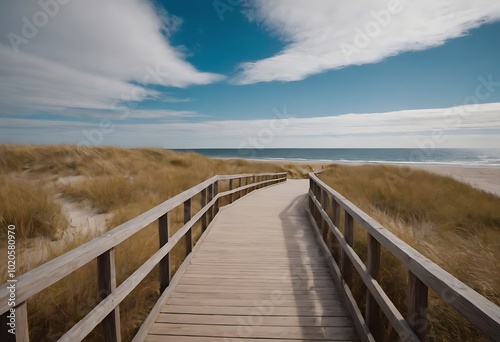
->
[0,144,309,341]
[0,178,67,240]
[318,164,500,341]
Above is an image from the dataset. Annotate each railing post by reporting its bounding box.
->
[320,190,329,241]
[237,177,241,199]
[184,198,192,255]
[1,301,29,342]
[16,302,29,342]
[213,181,219,216]
[408,272,429,341]
[229,179,233,203]
[332,199,341,261]
[366,235,382,340]
[312,181,318,222]
[97,248,121,342]
[309,178,314,214]
[342,212,354,285]
[207,184,213,223]
[158,212,171,292]
[201,188,207,231]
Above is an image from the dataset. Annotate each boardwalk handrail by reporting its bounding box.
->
[0,172,287,341]
[308,172,500,342]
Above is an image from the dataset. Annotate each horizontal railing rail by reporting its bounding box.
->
[308,172,500,342]
[0,172,287,342]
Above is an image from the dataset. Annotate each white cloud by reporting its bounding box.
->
[235,0,500,84]
[0,0,223,114]
[2,102,499,148]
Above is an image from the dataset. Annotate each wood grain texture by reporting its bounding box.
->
[146,180,360,342]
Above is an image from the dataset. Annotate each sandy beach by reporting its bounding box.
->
[416,166,500,197]
[236,158,500,197]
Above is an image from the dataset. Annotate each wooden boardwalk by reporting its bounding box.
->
[146,180,360,341]
[2,172,498,341]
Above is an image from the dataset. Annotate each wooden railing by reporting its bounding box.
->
[0,172,287,342]
[308,172,500,342]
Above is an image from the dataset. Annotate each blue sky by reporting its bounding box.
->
[1,0,500,148]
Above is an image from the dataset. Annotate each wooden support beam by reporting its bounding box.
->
[158,213,171,292]
[184,199,192,255]
[407,272,429,341]
[229,179,233,203]
[366,235,382,340]
[201,188,207,231]
[332,200,341,263]
[342,212,354,285]
[213,181,219,217]
[206,184,213,223]
[97,248,121,342]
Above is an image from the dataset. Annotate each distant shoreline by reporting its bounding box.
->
[213,157,500,197]
[180,148,500,168]
[213,156,500,168]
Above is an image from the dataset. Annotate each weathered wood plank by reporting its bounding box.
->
[146,336,358,342]
[169,292,341,300]
[161,304,349,316]
[166,298,345,307]
[172,285,338,294]
[155,313,352,327]
[149,323,358,340]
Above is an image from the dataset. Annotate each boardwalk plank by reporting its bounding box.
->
[145,180,360,341]
[149,323,358,340]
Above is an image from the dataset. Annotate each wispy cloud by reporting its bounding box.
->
[2,103,499,148]
[234,0,500,84]
[0,0,223,115]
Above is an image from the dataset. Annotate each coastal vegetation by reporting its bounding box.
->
[319,164,500,341]
[0,144,310,340]
[0,145,498,341]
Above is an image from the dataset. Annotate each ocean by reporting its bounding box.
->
[174,148,500,167]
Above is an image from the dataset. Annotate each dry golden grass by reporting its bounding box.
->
[0,177,67,240]
[318,164,500,341]
[0,144,309,341]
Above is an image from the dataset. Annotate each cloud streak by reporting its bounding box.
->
[2,102,499,148]
[0,0,223,115]
[235,0,500,84]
